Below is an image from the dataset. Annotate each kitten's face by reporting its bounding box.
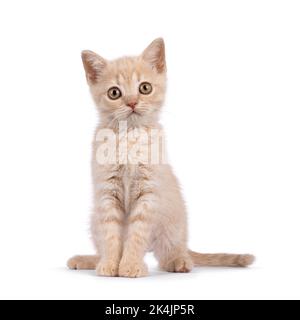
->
[82,39,167,126]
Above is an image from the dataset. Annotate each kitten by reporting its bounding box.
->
[68,38,254,277]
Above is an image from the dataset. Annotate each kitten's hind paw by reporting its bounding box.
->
[67,255,98,270]
[162,256,194,273]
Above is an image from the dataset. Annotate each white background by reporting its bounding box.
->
[0,0,299,300]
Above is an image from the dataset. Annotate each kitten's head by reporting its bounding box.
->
[82,38,167,127]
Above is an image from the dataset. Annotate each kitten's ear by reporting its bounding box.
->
[142,38,166,73]
[81,50,107,84]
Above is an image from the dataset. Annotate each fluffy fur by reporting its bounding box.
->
[68,38,254,277]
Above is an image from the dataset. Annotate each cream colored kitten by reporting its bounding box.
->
[68,38,254,277]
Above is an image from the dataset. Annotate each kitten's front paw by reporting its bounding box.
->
[118,260,148,278]
[96,260,119,277]
[162,256,194,273]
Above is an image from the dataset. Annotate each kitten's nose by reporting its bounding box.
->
[126,100,138,110]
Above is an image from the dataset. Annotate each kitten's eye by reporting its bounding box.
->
[139,82,153,95]
[108,87,122,100]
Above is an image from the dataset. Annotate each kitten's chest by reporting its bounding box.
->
[122,165,140,214]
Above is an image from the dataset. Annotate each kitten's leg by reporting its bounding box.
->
[118,198,153,278]
[155,243,194,273]
[154,234,194,273]
[92,197,124,277]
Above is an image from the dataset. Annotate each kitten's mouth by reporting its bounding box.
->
[129,110,141,116]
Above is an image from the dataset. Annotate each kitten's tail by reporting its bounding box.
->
[189,250,255,267]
